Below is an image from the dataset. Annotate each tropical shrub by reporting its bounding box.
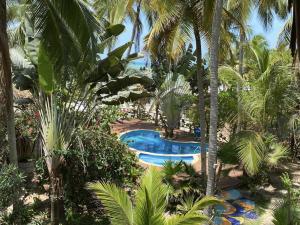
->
[272,173,300,224]
[0,165,25,210]
[218,131,289,176]
[91,106,125,133]
[0,165,27,224]
[62,126,142,213]
[15,106,39,161]
[161,161,206,212]
[88,167,220,225]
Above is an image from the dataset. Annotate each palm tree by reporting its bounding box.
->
[288,0,300,65]
[0,0,18,165]
[88,167,221,225]
[146,0,215,175]
[206,0,224,198]
[150,72,191,138]
[244,36,297,133]
[224,0,252,133]
[94,0,143,54]
[218,131,289,175]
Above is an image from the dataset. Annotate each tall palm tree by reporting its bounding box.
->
[94,0,143,54]
[88,167,221,225]
[224,0,252,133]
[288,0,300,66]
[146,0,215,175]
[0,0,18,165]
[206,0,224,197]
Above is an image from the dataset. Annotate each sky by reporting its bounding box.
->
[118,9,287,65]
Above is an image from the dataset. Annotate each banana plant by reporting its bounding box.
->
[10,23,153,105]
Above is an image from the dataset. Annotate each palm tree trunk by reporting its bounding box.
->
[295,0,300,66]
[155,103,159,126]
[50,169,64,225]
[0,0,18,166]
[206,0,223,197]
[193,24,207,175]
[236,29,244,133]
[127,0,141,57]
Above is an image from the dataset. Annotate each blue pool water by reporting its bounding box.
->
[139,154,194,166]
[120,130,202,154]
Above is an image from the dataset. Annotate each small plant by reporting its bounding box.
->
[271,173,300,225]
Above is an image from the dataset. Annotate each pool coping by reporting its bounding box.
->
[118,129,204,166]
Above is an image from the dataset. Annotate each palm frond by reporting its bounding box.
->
[189,196,222,213]
[87,182,134,225]
[219,66,244,87]
[266,143,289,167]
[236,131,266,175]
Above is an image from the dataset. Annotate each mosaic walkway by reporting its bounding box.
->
[214,189,258,225]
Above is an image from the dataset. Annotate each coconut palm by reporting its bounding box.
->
[88,166,221,225]
[223,0,252,132]
[253,0,288,29]
[206,0,224,199]
[94,0,143,54]
[145,0,216,174]
[0,0,18,165]
[277,1,300,65]
[244,36,298,133]
[288,0,300,64]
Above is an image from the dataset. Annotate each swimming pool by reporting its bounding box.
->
[139,154,194,166]
[120,130,204,166]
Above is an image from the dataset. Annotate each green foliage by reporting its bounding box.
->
[0,165,25,209]
[62,126,142,213]
[161,161,208,214]
[151,72,191,137]
[242,36,298,133]
[92,106,124,133]
[88,167,218,225]
[272,173,300,225]
[38,44,55,94]
[218,90,238,128]
[15,107,39,141]
[218,131,289,176]
[15,106,39,161]
[0,165,30,225]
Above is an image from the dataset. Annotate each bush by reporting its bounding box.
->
[15,106,39,161]
[0,165,25,209]
[62,126,142,214]
[0,165,28,224]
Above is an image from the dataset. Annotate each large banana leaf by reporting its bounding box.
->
[102,90,152,105]
[38,44,55,94]
[96,75,153,96]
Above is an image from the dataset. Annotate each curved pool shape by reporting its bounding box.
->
[139,154,194,166]
[120,130,203,166]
